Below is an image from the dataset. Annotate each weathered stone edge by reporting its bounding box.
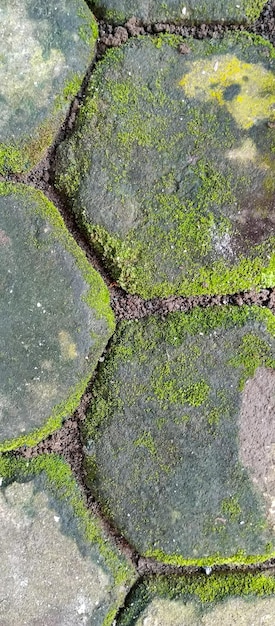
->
[89,0,266,26]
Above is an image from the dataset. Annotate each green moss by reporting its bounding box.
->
[83,305,275,563]
[0,373,92,452]
[119,572,275,625]
[105,8,126,22]
[0,113,61,175]
[0,183,115,333]
[151,34,185,49]
[144,546,275,567]
[153,372,210,408]
[54,74,83,111]
[228,333,275,389]
[245,0,266,22]
[150,571,275,604]
[77,9,99,46]
[0,454,136,591]
[0,144,26,174]
[134,431,157,456]
[221,496,242,520]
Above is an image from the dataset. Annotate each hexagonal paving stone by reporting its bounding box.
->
[0,183,114,451]
[83,306,275,566]
[55,33,275,298]
[118,573,275,626]
[0,454,136,625]
[0,0,98,174]
[89,0,265,25]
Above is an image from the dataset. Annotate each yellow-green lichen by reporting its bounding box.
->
[179,54,275,130]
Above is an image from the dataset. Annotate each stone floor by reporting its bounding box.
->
[1,0,275,624]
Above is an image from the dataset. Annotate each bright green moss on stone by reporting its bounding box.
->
[55,33,275,297]
[0,183,114,451]
[118,573,275,626]
[0,0,98,174]
[0,454,136,624]
[87,0,266,24]
[82,306,275,565]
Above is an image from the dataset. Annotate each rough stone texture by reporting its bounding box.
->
[55,33,275,298]
[0,455,135,626]
[83,306,275,565]
[0,183,114,451]
[89,0,266,25]
[239,367,275,533]
[0,0,98,174]
[135,595,275,626]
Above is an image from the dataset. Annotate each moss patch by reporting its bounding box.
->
[55,33,275,297]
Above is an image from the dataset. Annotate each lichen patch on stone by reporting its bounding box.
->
[179,54,275,130]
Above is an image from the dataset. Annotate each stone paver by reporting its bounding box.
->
[89,0,266,25]
[0,454,136,626]
[83,306,275,565]
[0,0,98,174]
[0,183,114,451]
[56,33,275,298]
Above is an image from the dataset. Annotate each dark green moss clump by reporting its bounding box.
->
[82,306,275,565]
[55,33,275,298]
